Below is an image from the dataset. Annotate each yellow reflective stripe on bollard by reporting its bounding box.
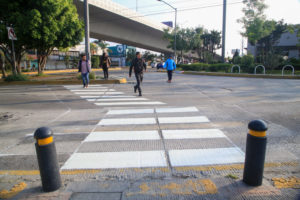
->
[38,136,53,146]
[249,130,266,137]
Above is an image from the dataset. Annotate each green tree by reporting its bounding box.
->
[126,48,136,65]
[238,0,270,45]
[163,27,191,62]
[23,0,84,74]
[0,1,29,75]
[142,51,156,62]
[90,43,98,55]
[209,30,222,60]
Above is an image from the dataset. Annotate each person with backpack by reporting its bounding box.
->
[78,54,91,88]
[100,52,111,80]
[163,55,176,83]
[129,52,146,96]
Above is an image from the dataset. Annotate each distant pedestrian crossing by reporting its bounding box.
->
[63,84,166,107]
[61,103,245,171]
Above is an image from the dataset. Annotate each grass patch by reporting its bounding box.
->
[4,74,29,82]
[225,174,239,180]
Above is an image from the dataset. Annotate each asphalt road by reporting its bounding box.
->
[0,69,299,199]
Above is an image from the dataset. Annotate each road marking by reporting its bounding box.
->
[61,151,167,169]
[101,95,136,98]
[75,92,124,95]
[162,129,226,139]
[169,147,244,167]
[158,116,210,124]
[80,96,101,98]
[107,108,154,115]
[0,182,27,199]
[156,107,198,113]
[95,101,165,106]
[84,130,160,142]
[93,98,149,101]
[98,118,156,125]
[70,89,115,92]
[64,85,103,88]
[25,132,89,137]
[126,179,217,197]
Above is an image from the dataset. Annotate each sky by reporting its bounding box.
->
[111,0,300,57]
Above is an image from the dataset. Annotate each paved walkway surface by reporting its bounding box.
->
[0,70,299,199]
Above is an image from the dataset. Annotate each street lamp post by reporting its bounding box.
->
[157,0,177,63]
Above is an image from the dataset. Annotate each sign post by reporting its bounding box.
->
[7,27,17,74]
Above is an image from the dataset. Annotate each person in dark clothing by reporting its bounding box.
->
[100,52,111,80]
[78,54,91,88]
[129,52,146,96]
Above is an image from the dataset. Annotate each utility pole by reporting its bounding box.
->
[221,0,227,63]
[136,0,138,12]
[84,0,90,61]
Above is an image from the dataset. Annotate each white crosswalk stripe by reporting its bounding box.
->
[62,85,244,170]
[169,148,245,167]
[84,131,160,142]
[162,129,226,139]
[61,151,167,170]
[95,101,165,106]
[98,118,156,126]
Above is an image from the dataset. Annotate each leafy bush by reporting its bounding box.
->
[22,69,31,72]
[4,74,29,82]
[178,63,232,73]
[207,63,232,72]
[91,55,100,68]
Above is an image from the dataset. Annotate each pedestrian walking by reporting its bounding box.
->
[129,52,146,96]
[32,64,36,72]
[100,52,111,80]
[163,55,176,83]
[78,54,91,88]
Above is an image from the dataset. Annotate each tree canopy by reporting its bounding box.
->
[0,0,84,74]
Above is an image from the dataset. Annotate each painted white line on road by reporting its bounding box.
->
[61,151,167,169]
[95,101,165,106]
[80,96,101,98]
[75,92,104,95]
[158,116,210,124]
[98,118,156,125]
[106,92,124,95]
[64,85,103,87]
[94,98,148,101]
[70,89,114,92]
[169,147,245,167]
[107,109,154,115]
[156,107,198,113]
[162,129,226,139]
[84,130,160,142]
[75,92,124,95]
[101,95,136,98]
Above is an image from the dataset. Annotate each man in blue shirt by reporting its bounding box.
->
[163,55,176,83]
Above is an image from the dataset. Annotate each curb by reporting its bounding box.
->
[181,71,300,80]
[0,78,127,85]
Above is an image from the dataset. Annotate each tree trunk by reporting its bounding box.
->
[0,54,7,78]
[38,55,48,74]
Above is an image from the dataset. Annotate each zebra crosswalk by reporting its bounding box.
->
[61,97,245,170]
[63,84,166,107]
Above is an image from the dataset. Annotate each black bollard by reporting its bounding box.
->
[243,120,268,186]
[34,127,61,192]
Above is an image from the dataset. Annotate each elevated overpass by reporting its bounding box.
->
[73,0,173,54]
